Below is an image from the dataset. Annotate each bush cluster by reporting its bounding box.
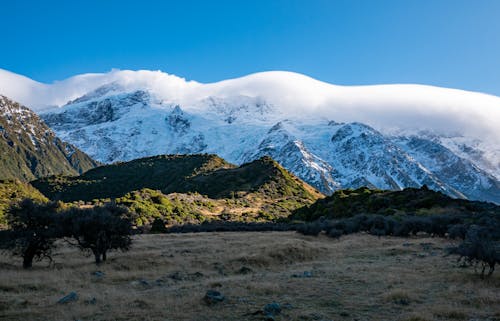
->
[447,225,500,278]
[0,199,133,268]
[292,186,499,221]
[297,214,466,238]
[162,220,298,233]
[296,213,500,277]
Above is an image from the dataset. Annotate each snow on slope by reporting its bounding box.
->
[1,68,499,202]
[2,68,500,141]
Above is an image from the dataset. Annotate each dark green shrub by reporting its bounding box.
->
[296,222,323,236]
[0,199,63,268]
[64,203,133,264]
[150,218,167,233]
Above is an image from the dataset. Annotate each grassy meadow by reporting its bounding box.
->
[0,232,498,321]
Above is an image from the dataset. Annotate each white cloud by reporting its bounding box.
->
[1,68,499,143]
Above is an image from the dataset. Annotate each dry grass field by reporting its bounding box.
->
[0,232,499,321]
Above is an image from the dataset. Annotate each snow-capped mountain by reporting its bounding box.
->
[1,68,499,203]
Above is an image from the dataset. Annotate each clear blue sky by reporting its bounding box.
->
[1,0,500,95]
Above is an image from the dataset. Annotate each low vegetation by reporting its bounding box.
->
[0,199,64,268]
[294,190,500,277]
[0,232,498,320]
[31,154,235,202]
[292,186,499,221]
[31,155,323,224]
[0,199,133,268]
[0,179,47,227]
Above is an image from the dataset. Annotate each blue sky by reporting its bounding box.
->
[1,0,499,95]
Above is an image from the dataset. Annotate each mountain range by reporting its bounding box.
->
[0,68,499,203]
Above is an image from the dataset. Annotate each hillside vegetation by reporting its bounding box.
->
[0,95,99,181]
[32,154,234,202]
[32,155,323,225]
[292,186,500,221]
[0,180,48,227]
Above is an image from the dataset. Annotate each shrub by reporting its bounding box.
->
[327,228,343,238]
[65,203,133,264]
[0,199,63,268]
[296,222,323,236]
[447,225,500,278]
[150,218,167,233]
[447,224,468,240]
[165,221,296,233]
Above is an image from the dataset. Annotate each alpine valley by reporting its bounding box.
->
[1,68,499,203]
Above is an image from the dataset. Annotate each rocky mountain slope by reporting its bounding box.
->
[0,95,99,181]
[1,69,499,203]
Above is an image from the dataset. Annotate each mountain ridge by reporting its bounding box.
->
[0,95,100,181]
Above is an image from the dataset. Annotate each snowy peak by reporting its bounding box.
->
[66,82,126,105]
[2,68,499,142]
[1,69,499,203]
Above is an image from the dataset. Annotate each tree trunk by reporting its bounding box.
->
[93,249,101,265]
[102,251,107,262]
[23,254,34,269]
[23,245,36,269]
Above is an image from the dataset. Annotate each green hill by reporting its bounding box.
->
[0,95,99,181]
[32,155,324,224]
[32,154,234,202]
[292,186,500,221]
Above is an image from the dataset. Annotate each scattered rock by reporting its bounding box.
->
[204,290,225,305]
[264,302,282,316]
[57,292,78,304]
[340,311,350,317]
[402,242,411,247]
[91,271,105,278]
[251,302,282,320]
[130,279,150,287]
[292,271,313,278]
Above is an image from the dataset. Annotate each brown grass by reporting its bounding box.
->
[0,232,499,321]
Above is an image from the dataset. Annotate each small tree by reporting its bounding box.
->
[447,225,500,278]
[66,203,133,264]
[0,199,62,268]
